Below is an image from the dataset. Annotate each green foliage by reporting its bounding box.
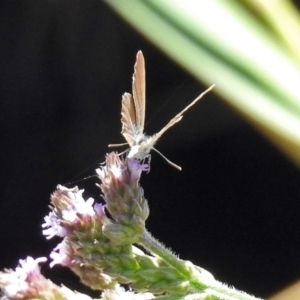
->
[106,0,300,167]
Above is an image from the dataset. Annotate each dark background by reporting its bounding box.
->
[1,1,300,298]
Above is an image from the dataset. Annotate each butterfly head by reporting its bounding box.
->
[127,136,156,159]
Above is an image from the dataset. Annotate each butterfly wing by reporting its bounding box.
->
[153,84,215,142]
[121,92,136,147]
[121,51,146,146]
[132,51,146,132]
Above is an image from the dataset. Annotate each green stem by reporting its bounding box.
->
[140,230,212,286]
[207,285,263,300]
[140,231,263,300]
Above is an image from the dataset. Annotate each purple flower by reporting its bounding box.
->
[0,256,95,300]
[96,153,149,244]
[96,153,149,188]
[0,257,48,299]
[127,158,149,183]
[49,241,73,268]
[42,185,102,240]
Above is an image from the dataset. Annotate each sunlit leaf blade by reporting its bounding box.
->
[105,0,300,167]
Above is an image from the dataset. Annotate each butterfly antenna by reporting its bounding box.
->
[155,84,215,140]
[108,142,128,147]
[152,147,182,171]
[64,174,98,186]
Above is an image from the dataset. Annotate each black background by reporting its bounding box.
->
[1,1,300,298]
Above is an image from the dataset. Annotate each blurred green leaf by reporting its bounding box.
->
[106,0,300,167]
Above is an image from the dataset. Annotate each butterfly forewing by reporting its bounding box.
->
[132,51,146,131]
[121,51,146,147]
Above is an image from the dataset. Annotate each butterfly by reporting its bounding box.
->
[109,51,215,170]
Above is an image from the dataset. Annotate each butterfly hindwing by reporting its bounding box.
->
[121,92,137,147]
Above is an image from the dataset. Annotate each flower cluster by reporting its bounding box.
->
[0,153,262,300]
[0,256,92,300]
[40,154,154,292]
[96,153,150,245]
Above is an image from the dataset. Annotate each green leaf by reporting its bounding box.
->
[106,0,300,167]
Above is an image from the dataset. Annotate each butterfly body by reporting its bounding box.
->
[109,51,214,170]
[127,135,156,159]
